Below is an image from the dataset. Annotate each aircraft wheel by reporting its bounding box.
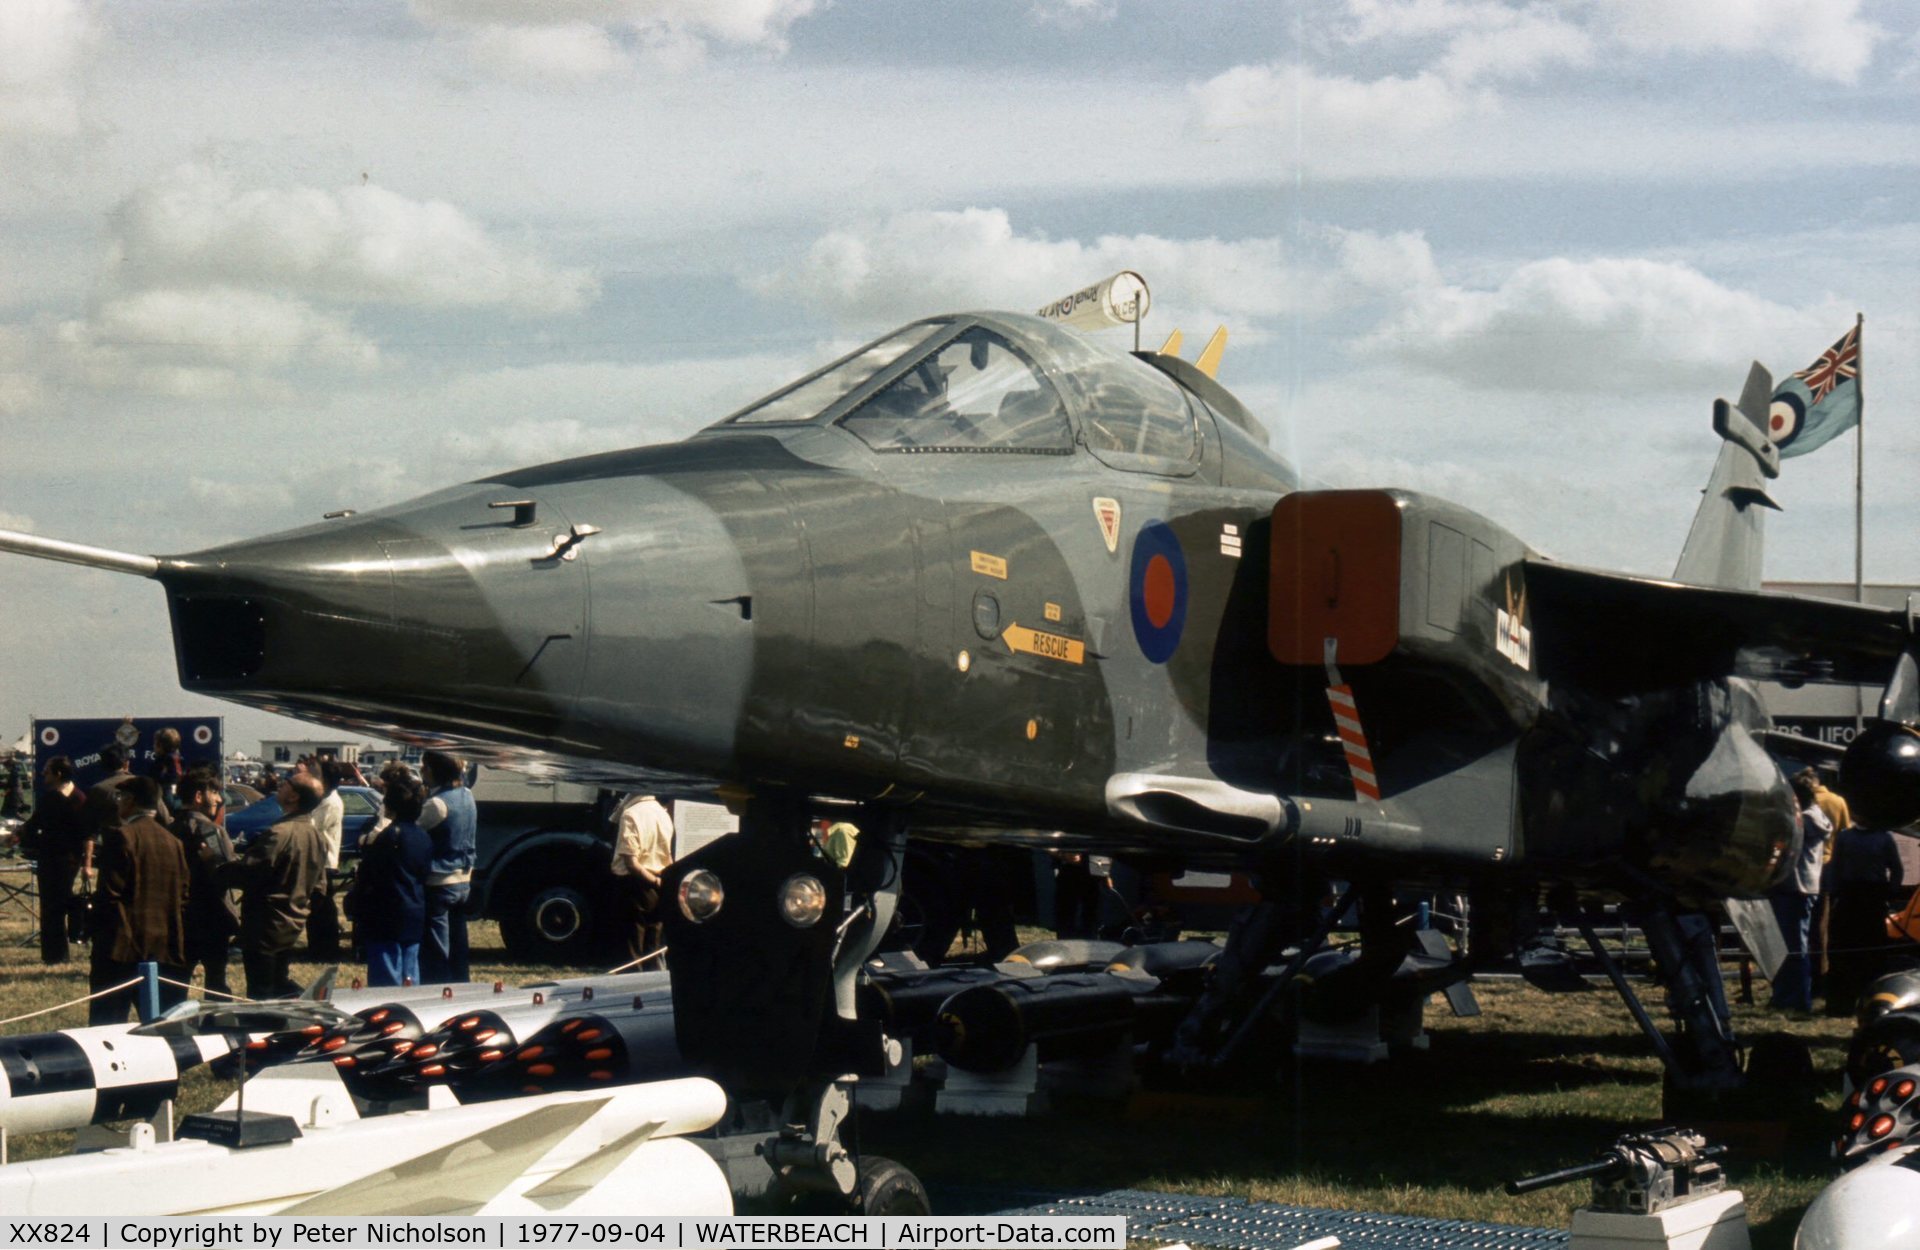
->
[856,1156,931,1215]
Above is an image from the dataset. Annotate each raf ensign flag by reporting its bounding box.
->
[1767,324,1861,457]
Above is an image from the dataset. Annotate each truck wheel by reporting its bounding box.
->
[856,1156,930,1215]
[499,868,600,963]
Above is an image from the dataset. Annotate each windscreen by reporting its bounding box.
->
[838,327,1073,454]
[725,322,951,425]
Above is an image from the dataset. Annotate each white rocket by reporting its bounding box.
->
[0,1022,234,1136]
[0,1073,733,1216]
[1796,1142,1920,1249]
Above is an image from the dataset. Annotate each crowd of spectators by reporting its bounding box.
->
[5,736,481,1013]
[1767,767,1914,1016]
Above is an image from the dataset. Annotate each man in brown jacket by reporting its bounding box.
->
[230,773,325,999]
[173,769,240,998]
[88,775,190,1024]
[80,742,136,886]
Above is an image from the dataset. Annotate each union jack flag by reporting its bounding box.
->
[1794,324,1860,404]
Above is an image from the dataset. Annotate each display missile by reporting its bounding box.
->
[1797,1141,1920,1250]
[933,971,1183,1073]
[0,1078,732,1217]
[1102,940,1222,984]
[343,973,674,1096]
[465,1000,687,1101]
[0,1023,235,1136]
[289,971,673,1069]
[1003,938,1128,971]
[858,963,1040,1041]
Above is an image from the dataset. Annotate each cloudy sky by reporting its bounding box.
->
[2,0,1917,756]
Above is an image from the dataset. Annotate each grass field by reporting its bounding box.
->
[0,874,1857,1248]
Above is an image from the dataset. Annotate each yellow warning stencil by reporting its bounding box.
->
[1002,623,1084,664]
[970,550,1008,579]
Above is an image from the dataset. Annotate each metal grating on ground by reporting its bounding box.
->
[979,1188,1570,1250]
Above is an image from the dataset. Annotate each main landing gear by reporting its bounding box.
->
[658,792,930,1214]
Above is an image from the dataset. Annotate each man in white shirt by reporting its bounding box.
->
[306,759,347,960]
[1770,771,1832,1013]
[611,795,673,967]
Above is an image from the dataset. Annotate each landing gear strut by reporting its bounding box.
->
[659,794,925,1211]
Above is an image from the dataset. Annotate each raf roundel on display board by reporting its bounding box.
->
[1129,521,1187,665]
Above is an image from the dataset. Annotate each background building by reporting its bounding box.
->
[257,738,363,766]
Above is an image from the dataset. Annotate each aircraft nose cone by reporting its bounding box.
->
[155,486,592,743]
[160,513,397,690]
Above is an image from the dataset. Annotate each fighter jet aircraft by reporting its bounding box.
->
[5,302,1919,1154]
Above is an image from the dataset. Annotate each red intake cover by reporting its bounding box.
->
[1269,490,1402,666]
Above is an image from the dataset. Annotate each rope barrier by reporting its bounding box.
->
[152,976,256,1003]
[0,977,143,1028]
[604,947,669,975]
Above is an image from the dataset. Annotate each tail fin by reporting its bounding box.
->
[1673,362,1781,591]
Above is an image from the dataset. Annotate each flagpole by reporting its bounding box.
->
[1854,310,1866,734]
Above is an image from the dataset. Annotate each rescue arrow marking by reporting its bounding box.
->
[1002,622,1085,665]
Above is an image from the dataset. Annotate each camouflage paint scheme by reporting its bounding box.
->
[24,312,1919,908]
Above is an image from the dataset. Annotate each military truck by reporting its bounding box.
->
[467,768,617,963]
[469,772,744,963]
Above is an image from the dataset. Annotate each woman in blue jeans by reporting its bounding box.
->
[354,776,432,987]
[1769,771,1832,1012]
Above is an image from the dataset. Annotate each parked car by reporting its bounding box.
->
[225,784,381,851]
[223,782,262,812]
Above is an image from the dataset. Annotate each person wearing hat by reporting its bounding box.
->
[88,775,190,1024]
[228,773,326,999]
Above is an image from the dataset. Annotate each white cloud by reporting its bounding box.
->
[1190,63,1486,139]
[1339,1,1595,83]
[1594,0,1883,85]
[757,208,1299,333]
[1195,0,1885,155]
[0,509,35,534]
[0,0,97,138]
[410,0,820,78]
[427,352,814,459]
[466,23,628,83]
[1435,10,1594,82]
[1332,228,1442,293]
[37,287,378,401]
[108,165,598,315]
[1029,0,1117,27]
[1340,0,1883,86]
[1365,257,1821,393]
[0,325,48,416]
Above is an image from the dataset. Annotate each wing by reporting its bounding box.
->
[1525,560,1914,694]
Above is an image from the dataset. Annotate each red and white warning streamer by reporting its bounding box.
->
[1324,638,1380,802]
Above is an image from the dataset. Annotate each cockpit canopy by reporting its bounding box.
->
[717,313,1217,466]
